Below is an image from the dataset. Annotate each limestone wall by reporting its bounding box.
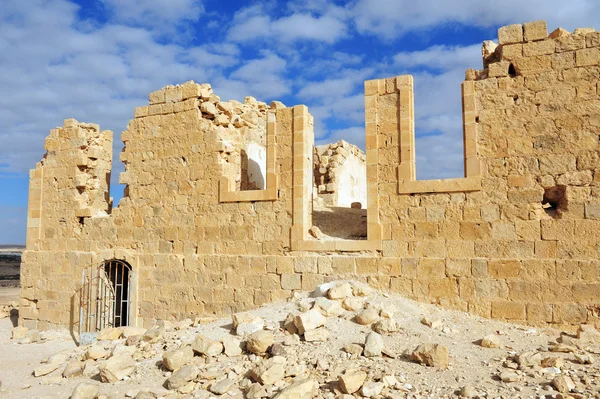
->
[20,21,600,331]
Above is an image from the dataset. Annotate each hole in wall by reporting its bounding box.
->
[542,185,567,219]
[508,63,517,77]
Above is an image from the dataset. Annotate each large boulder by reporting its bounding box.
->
[167,365,199,390]
[250,356,286,384]
[232,313,264,336]
[363,332,383,357]
[70,382,99,399]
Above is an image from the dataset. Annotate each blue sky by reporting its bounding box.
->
[1,0,600,244]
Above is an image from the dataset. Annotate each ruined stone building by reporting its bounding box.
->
[20,21,600,332]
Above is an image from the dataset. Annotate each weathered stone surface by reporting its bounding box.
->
[162,346,193,371]
[250,356,286,384]
[361,382,384,398]
[552,375,575,393]
[273,378,318,399]
[63,361,85,378]
[70,382,99,399]
[246,330,274,354]
[304,327,329,342]
[166,365,199,390]
[339,369,367,394]
[210,378,235,395]
[313,297,343,317]
[363,332,383,357]
[328,283,354,300]
[97,327,122,340]
[233,313,265,336]
[373,318,398,334]
[411,344,449,368]
[480,334,502,348]
[294,309,326,334]
[86,345,110,360]
[33,362,62,377]
[222,335,243,357]
[192,335,223,357]
[98,353,136,383]
[355,308,379,325]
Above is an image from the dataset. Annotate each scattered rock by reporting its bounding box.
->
[361,382,384,398]
[342,297,365,311]
[98,353,136,383]
[273,378,318,399]
[97,327,122,341]
[250,356,286,384]
[192,335,223,356]
[355,308,379,325]
[364,332,384,357]
[328,283,354,300]
[246,330,274,354]
[339,369,367,394]
[541,356,564,368]
[552,375,575,393]
[12,326,29,340]
[373,318,398,334]
[460,385,477,398]
[232,313,265,336]
[313,297,343,317]
[295,309,326,334]
[420,317,442,329]
[210,378,235,395]
[86,345,109,361]
[166,365,199,390]
[63,361,85,378]
[577,324,600,341]
[480,334,502,348]
[33,362,62,377]
[223,335,243,357]
[343,343,363,357]
[162,346,193,371]
[70,382,99,399]
[411,344,449,368]
[304,328,329,342]
[499,371,519,383]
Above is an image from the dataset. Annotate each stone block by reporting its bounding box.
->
[523,40,555,56]
[417,259,445,279]
[576,48,600,66]
[498,24,523,45]
[491,301,526,320]
[523,21,548,42]
[488,260,521,279]
[280,274,301,290]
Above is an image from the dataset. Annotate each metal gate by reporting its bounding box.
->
[79,260,131,335]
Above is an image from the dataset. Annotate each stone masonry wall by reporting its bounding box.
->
[20,21,600,332]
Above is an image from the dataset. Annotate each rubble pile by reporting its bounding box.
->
[4,281,600,399]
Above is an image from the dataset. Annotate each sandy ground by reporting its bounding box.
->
[2,282,599,399]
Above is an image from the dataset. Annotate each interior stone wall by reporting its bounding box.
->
[20,21,600,332]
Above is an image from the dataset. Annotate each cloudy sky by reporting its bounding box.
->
[1,0,599,244]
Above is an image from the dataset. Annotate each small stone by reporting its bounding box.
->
[63,361,85,378]
[574,353,593,364]
[210,378,235,395]
[304,328,329,342]
[373,318,398,334]
[499,371,519,383]
[351,283,373,297]
[361,382,384,398]
[314,297,343,317]
[162,346,193,371]
[541,357,564,368]
[273,378,318,399]
[343,343,363,357]
[552,375,575,393]
[142,326,165,342]
[283,334,300,346]
[411,344,449,368]
[351,202,362,209]
[200,102,217,117]
[33,362,62,377]
[250,356,286,385]
[223,336,243,357]
[356,308,379,325]
[167,365,199,390]
[364,332,383,357]
[480,334,502,348]
[247,330,274,354]
[71,383,99,399]
[98,353,136,383]
[294,309,326,334]
[328,283,354,300]
[192,335,223,357]
[232,313,265,336]
[97,327,122,341]
[342,298,364,311]
[460,385,477,398]
[270,343,288,357]
[420,317,442,329]
[339,369,367,394]
[86,345,109,360]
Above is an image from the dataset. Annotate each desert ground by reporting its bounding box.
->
[0,280,599,399]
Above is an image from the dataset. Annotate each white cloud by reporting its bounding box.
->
[227,5,348,44]
[351,0,600,39]
[100,0,204,26]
